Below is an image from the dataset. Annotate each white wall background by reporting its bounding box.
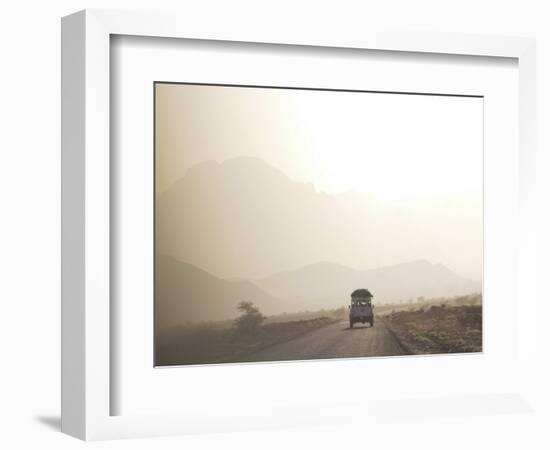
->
[0,1,548,449]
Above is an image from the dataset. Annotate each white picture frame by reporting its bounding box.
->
[61,9,537,441]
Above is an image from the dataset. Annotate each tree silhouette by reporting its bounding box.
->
[234,301,265,334]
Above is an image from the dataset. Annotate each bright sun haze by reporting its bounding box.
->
[156,84,483,201]
[155,83,483,281]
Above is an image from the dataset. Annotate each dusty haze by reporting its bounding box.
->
[154,82,483,362]
[155,83,482,283]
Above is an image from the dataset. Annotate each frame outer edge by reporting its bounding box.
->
[61,10,87,441]
[517,40,537,408]
[61,8,538,440]
[84,9,112,440]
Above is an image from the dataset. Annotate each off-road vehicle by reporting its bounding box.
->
[349,288,374,328]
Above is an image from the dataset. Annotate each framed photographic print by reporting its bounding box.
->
[61,9,537,441]
[153,82,484,367]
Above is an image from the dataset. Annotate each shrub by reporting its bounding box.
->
[234,301,265,335]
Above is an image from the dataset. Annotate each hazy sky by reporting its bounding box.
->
[155,83,483,280]
[156,83,483,201]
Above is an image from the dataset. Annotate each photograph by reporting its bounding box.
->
[154,82,483,366]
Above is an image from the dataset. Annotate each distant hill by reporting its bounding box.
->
[157,156,341,280]
[255,260,481,309]
[157,156,481,281]
[155,255,284,331]
[155,255,480,331]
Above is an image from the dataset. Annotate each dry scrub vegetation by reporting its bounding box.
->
[156,312,340,366]
[381,294,482,354]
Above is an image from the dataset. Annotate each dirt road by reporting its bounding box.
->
[235,318,409,363]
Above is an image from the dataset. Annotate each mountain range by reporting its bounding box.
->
[255,259,480,310]
[157,156,481,281]
[155,156,481,328]
[155,255,480,329]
